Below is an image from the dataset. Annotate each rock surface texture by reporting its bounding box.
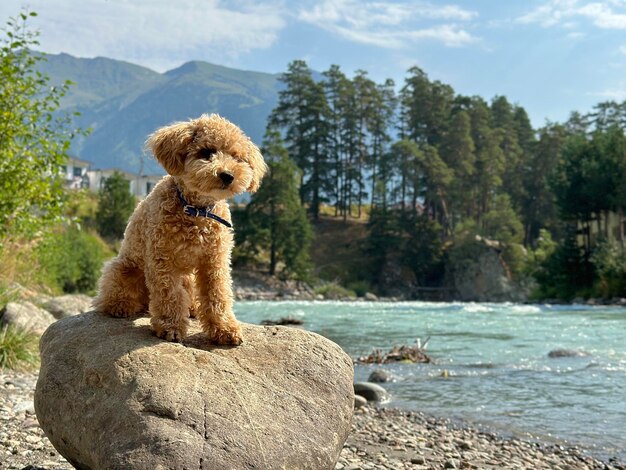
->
[35,312,354,470]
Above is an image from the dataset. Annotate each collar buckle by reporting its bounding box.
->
[176,186,233,229]
[183,205,199,217]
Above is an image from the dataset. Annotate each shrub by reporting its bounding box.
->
[0,325,39,370]
[533,225,593,300]
[590,238,626,298]
[347,280,370,297]
[65,189,99,231]
[313,283,356,299]
[37,225,114,294]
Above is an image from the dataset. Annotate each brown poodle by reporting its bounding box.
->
[93,114,266,344]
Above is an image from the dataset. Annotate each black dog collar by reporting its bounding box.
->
[175,186,232,228]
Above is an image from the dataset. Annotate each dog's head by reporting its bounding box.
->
[146,114,267,198]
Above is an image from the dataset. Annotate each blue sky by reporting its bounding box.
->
[3,0,626,127]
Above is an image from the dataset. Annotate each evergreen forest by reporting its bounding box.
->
[236,60,626,301]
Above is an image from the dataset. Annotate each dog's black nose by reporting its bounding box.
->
[219,172,234,186]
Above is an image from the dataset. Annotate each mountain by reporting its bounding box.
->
[38,53,281,174]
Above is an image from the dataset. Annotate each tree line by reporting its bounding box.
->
[241,59,626,299]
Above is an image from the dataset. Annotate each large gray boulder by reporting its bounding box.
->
[35,312,354,470]
[44,294,93,319]
[1,301,56,335]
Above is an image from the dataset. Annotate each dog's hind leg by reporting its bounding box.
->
[93,257,149,317]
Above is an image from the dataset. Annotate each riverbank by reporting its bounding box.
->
[233,270,626,305]
[1,370,624,470]
[339,406,625,470]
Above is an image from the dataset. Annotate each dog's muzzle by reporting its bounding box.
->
[219,172,234,186]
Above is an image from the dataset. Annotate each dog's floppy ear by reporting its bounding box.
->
[145,121,195,176]
[246,143,268,193]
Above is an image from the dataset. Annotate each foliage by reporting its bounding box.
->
[524,229,557,276]
[0,237,55,295]
[365,209,444,290]
[96,171,136,240]
[237,130,312,279]
[346,280,370,297]
[0,325,39,370]
[589,238,626,298]
[533,225,594,300]
[65,189,99,231]
[402,214,446,286]
[521,125,566,245]
[313,282,356,299]
[36,224,114,294]
[501,243,528,281]
[480,194,524,244]
[0,11,82,238]
[270,60,331,218]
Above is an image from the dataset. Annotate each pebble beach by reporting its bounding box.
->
[1,370,624,470]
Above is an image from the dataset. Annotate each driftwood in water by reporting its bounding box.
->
[260,316,304,326]
[358,339,432,364]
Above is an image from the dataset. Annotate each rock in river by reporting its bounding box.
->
[354,382,388,402]
[368,368,395,383]
[547,348,590,358]
[35,312,354,470]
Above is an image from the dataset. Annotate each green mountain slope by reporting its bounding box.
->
[39,53,281,174]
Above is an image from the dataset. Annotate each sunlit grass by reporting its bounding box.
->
[0,325,39,371]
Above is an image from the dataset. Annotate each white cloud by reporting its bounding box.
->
[518,0,626,29]
[588,87,626,99]
[1,0,286,71]
[298,0,479,48]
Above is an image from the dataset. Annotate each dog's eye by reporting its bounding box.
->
[198,148,217,160]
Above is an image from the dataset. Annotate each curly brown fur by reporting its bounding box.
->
[93,114,267,344]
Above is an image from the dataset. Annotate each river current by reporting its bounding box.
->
[235,301,626,459]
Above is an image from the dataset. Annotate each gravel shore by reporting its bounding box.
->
[1,370,624,470]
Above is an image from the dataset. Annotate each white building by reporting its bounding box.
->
[61,157,91,189]
[86,168,163,199]
[133,174,164,199]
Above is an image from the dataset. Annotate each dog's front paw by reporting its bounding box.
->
[106,310,132,318]
[188,299,200,319]
[207,324,243,346]
[151,319,188,342]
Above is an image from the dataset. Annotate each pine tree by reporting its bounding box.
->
[368,79,396,210]
[244,129,312,278]
[491,96,526,215]
[467,97,504,224]
[521,123,566,246]
[440,109,475,227]
[322,65,350,217]
[270,60,330,219]
[400,67,453,146]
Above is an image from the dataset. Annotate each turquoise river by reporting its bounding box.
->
[234,301,626,460]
